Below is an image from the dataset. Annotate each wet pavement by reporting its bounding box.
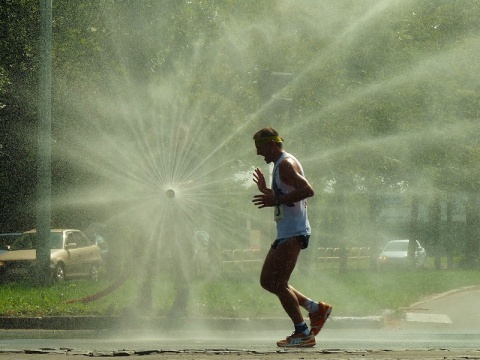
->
[0,328,479,359]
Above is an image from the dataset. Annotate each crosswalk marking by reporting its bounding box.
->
[405,312,452,324]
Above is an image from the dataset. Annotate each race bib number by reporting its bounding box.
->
[274,204,285,222]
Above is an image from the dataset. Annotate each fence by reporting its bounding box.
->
[221,246,373,272]
[221,248,265,272]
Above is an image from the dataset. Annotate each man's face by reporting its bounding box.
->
[255,142,273,164]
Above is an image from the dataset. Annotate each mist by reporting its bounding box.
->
[4,0,480,340]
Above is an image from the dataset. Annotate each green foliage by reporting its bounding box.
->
[0,280,111,316]
[2,0,480,186]
[2,1,480,264]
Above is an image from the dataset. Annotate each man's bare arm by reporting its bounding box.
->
[276,158,314,204]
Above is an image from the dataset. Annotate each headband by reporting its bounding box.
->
[254,135,284,146]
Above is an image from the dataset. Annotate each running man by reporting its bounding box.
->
[251,127,332,348]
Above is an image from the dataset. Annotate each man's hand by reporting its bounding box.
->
[252,193,275,209]
[253,167,269,194]
[252,168,276,208]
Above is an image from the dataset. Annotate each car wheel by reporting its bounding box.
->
[90,265,99,281]
[53,263,66,282]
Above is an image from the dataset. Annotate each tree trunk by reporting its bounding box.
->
[408,196,419,269]
[465,193,479,268]
[431,194,442,269]
[445,198,454,269]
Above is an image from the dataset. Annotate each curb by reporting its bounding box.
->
[0,315,384,331]
[406,285,480,310]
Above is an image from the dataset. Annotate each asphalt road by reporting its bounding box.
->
[0,286,478,359]
[402,285,480,331]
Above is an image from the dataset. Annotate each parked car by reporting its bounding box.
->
[0,233,21,255]
[378,239,427,268]
[0,229,103,282]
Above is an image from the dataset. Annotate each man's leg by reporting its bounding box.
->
[289,285,308,306]
[261,237,317,347]
[260,237,303,325]
[288,276,333,336]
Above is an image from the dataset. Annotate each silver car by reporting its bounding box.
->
[378,239,427,268]
[0,229,103,282]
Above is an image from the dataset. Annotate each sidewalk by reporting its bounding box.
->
[1,348,479,359]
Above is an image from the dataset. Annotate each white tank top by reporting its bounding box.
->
[272,152,311,239]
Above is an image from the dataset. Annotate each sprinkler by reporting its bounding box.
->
[166,188,175,198]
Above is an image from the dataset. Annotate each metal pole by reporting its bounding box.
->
[36,0,53,285]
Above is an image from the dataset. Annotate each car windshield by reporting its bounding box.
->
[383,241,408,252]
[10,232,63,250]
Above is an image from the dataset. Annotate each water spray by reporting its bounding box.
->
[166,188,175,198]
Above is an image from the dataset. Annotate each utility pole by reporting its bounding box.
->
[36,0,53,285]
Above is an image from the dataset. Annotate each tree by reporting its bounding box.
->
[2,0,480,268]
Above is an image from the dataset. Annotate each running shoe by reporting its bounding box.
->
[309,302,332,336]
[276,332,316,348]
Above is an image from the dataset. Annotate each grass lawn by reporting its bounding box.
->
[0,267,478,318]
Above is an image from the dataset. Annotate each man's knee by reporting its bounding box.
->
[260,276,272,292]
[260,275,284,294]
[260,272,275,291]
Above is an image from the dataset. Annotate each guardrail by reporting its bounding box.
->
[221,248,265,272]
[221,247,372,271]
[317,246,370,260]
